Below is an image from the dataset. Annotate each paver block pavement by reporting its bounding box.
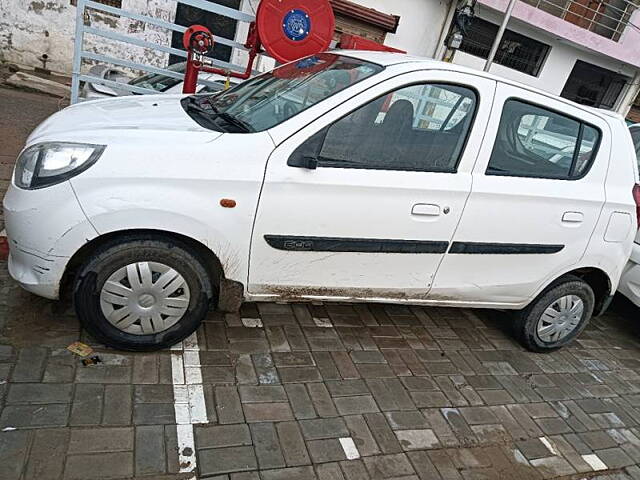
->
[0,191,639,480]
[63,451,134,479]
[67,427,133,453]
[199,445,258,476]
[395,429,439,450]
[196,424,253,449]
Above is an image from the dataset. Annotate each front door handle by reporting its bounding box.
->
[562,211,584,223]
[412,203,440,216]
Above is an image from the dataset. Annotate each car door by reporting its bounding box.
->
[248,70,496,300]
[431,83,610,306]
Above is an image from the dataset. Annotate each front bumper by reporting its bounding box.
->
[7,245,67,299]
[3,180,98,300]
[619,243,640,308]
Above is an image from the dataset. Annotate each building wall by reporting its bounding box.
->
[354,0,451,57]
[451,6,638,100]
[0,0,177,74]
[3,0,637,114]
[477,0,640,69]
[0,0,449,76]
[234,0,453,66]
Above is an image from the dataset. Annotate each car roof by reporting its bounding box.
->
[332,49,444,67]
[333,50,624,125]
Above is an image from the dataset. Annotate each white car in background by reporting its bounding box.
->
[618,123,640,307]
[4,52,639,353]
[82,62,237,100]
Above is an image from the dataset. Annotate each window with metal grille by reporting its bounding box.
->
[561,60,630,109]
[458,17,550,76]
[170,0,241,65]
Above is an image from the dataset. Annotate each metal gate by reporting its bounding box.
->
[71,0,260,103]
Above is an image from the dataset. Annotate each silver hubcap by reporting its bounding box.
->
[100,262,190,335]
[536,294,584,343]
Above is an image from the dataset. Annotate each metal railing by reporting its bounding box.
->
[71,0,260,103]
[521,0,640,41]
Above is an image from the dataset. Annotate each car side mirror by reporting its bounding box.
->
[287,155,318,170]
[286,127,328,170]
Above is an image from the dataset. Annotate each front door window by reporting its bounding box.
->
[299,83,478,172]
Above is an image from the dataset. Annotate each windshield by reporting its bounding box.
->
[129,62,186,92]
[181,53,384,133]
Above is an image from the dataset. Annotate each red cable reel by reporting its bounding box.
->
[257,0,335,64]
[182,0,335,94]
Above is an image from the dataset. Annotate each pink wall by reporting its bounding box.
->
[477,0,640,68]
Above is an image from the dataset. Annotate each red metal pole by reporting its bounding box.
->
[197,37,260,81]
[183,50,200,94]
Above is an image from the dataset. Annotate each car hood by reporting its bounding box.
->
[28,94,209,144]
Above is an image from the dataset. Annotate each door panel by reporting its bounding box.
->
[248,71,496,300]
[431,84,610,305]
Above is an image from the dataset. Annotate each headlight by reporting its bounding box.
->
[14,142,105,189]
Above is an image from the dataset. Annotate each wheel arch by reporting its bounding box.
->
[60,229,225,300]
[546,266,612,316]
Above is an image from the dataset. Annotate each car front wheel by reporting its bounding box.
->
[73,236,214,351]
[515,275,594,353]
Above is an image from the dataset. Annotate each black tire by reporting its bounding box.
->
[73,235,214,351]
[515,275,594,353]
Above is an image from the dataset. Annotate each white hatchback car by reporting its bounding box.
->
[618,123,640,307]
[4,51,639,352]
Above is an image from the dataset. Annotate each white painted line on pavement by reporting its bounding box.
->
[339,437,360,460]
[539,436,559,456]
[512,449,530,466]
[242,317,263,328]
[175,424,197,476]
[582,454,607,471]
[313,317,332,328]
[171,332,208,478]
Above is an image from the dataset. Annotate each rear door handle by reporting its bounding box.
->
[412,203,440,216]
[562,211,584,223]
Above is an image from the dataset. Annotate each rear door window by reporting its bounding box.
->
[487,99,601,179]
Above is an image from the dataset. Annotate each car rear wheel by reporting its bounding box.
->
[515,275,594,352]
[73,236,214,351]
